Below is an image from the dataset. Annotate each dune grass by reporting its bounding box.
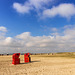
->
[31,52,75,58]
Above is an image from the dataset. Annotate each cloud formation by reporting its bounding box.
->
[43,3,75,19]
[0,26,7,39]
[0,26,7,32]
[13,0,52,14]
[0,25,75,53]
[13,1,75,19]
[13,2,33,14]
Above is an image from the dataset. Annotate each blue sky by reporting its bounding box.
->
[0,0,75,53]
[0,0,75,36]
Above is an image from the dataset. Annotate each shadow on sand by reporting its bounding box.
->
[20,60,40,64]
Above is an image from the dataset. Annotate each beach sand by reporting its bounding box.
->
[0,55,75,75]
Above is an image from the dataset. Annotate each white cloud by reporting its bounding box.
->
[13,0,52,14]
[1,26,75,53]
[29,0,52,9]
[16,32,31,39]
[0,26,7,32]
[13,2,33,14]
[51,28,58,32]
[43,3,75,19]
[4,37,12,45]
[0,37,14,47]
[0,26,7,40]
[13,1,75,19]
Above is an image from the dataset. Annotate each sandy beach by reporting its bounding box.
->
[0,54,75,75]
